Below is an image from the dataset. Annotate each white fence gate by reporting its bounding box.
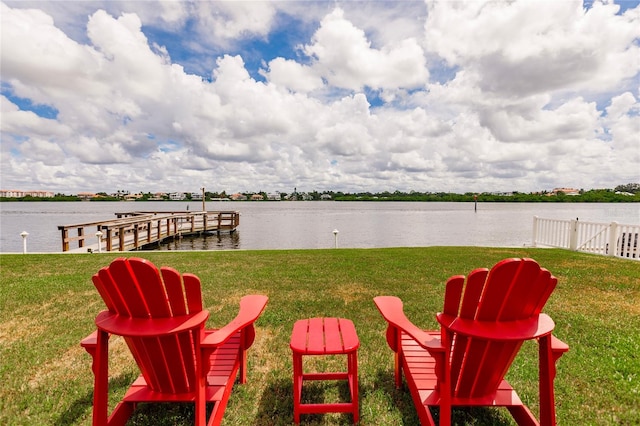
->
[532,216,639,259]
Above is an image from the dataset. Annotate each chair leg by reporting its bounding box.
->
[240,349,248,384]
[93,330,110,426]
[508,405,539,426]
[394,351,403,389]
[196,343,208,426]
[538,335,557,426]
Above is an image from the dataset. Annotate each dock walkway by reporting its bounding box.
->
[58,210,239,253]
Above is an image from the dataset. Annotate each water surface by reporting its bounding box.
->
[1,201,638,253]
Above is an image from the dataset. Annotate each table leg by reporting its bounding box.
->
[350,351,359,423]
[293,353,302,424]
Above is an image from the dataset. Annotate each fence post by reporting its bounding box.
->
[608,222,618,257]
[569,218,579,251]
[532,216,539,247]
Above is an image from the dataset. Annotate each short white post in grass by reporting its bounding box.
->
[95,231,103,253]
[20,231,29,254]
[333,229,339,248]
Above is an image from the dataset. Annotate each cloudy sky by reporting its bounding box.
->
[1,0,639,195]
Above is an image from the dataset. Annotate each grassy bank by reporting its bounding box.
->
[1,247,638,425]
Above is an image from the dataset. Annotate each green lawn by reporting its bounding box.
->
[1,247,638,425]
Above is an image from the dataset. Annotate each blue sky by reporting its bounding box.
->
[1,1,639,194]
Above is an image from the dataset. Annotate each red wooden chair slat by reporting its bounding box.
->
[501,258,545,319]
[94,267,127,314]
[442,275,465,316]
[451,268,488,391]
[108,258,150,317]
[458,268,488,318]
[160,267,189,316]
[476,258,520,321]
[81,257,268,426]
[158,266,199,390]
[91,271,118,313]
[374,258,569,426]
[182,273,204,313]
[129,259,172,317]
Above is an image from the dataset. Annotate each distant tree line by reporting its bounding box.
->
[1,184,638,203]
[331,188,639,203]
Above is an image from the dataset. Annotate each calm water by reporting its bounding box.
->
[1,201,638,253]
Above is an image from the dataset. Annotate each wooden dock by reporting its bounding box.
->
[58,211,239,253]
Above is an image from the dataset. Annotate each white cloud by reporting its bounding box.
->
[0,96,69,138]
[19,138,66,166]
[260,58,324,93]
[424,0,640,96]
[303,8,429,91]
[604,92,640,162]
[193,1,277,42]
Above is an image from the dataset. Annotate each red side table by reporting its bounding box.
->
[290,317,360,424]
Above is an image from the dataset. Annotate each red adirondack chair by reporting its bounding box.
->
[80,257,268,426]
[374,258,569,426]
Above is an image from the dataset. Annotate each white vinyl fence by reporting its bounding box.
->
[532,216,639,260]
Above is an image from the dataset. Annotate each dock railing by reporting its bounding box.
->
[58,210,239,252]
[532,216,639,259]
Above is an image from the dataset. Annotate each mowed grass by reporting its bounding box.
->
[0,247,638,425]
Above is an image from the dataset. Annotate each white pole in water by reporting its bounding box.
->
[95,231,103,253]
[21,231,28,254]
[333,229,339,248]
[201,187,206,212]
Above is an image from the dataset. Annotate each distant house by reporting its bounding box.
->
[1,190,54,198]
[77,192,97,200]
[551,188,580,196]
[148,192,166,200]
[169,192,186,200]
[191,192,203,200]
[28,190,55,198]
[251,193,265,201]
[230,193,247,201]
[320,193,332,200]
[300,193,314,201]
[0,190,22,197]
[267,192,281,201]
[124,193,143,201]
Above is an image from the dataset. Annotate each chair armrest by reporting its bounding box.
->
[94,310,209,337]
[81,331,98,348]
[202,295,268,347]
[551,334,569,353]
[436,312,556,341]
[373,296,443,351]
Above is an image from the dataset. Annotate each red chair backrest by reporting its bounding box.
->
[92,257,205,393]
[442,258,557,398]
